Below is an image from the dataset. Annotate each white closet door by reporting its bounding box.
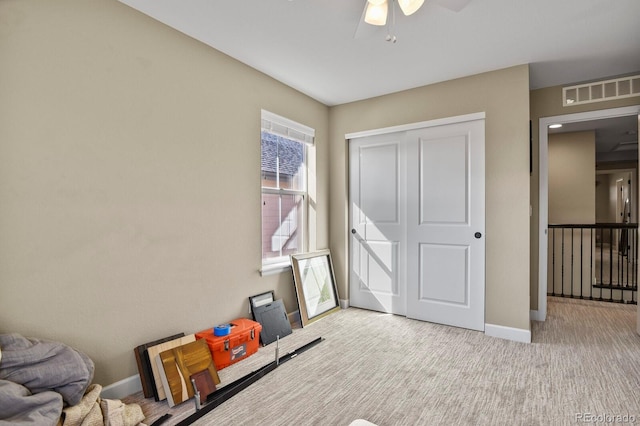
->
[405,119,485,331]
[348,115,485,331]
[349,133,407,315]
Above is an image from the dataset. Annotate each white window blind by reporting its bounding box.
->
[261,110,314,145]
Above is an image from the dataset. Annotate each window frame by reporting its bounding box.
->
[260,110,314,274]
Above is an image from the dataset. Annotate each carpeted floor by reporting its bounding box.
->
[123,297,640,426]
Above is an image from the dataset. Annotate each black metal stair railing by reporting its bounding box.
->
[548,223,638,304]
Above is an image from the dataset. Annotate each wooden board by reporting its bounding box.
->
[146,334,196,401]
[134,333,185,398]
[190,369,216,405]
[157,339,220,407]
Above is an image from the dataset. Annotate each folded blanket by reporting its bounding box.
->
[0,333,94,406]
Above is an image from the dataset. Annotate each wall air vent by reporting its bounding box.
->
[563,74,640,107]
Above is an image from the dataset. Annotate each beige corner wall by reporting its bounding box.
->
[595,174,612,223]
[548,131,596,224]
[0,0,329,385]
[529,86,640,311]
[329,65,531,331]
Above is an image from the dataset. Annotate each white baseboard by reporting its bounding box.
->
[287,310,301,325]
[339,299,349,309]
[100,374,142,400]
[485,323,531,344]
[530,309,546,322]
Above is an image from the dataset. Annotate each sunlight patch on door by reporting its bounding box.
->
[355,239,398,296]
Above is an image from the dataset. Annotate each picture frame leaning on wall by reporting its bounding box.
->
[290,249,341,327]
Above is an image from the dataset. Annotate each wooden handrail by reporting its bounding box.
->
[549,223,638,229]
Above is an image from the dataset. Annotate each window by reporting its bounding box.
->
[261,110,314,270]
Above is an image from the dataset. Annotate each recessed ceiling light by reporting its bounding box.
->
[549,124,563,129]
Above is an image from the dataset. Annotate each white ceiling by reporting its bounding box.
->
[550,115,638,163]
[118,0,640,106]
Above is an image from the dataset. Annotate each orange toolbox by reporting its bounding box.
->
[195,318,262,371]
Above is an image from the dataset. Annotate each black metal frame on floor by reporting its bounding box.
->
[172,337,324,426]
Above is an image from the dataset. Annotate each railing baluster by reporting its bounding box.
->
[570,228,574,298]
[590,227,594,300]
[618,228,624,303]
[552,227,556,297]
[620,228,625,303]
[631,230,638,303]
[630,227,635,305]
[634,230,638,304]
[561,228,565,298]
[609,228,613,302]
[547,223,637,305]
[599,227,604,300]
[626,229,630,290]
[580,227,584,299]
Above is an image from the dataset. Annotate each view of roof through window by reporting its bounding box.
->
[261,132,304,181]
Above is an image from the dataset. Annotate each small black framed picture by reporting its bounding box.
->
[248,290,275,320]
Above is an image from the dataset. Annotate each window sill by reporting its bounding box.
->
[259,261,292,276]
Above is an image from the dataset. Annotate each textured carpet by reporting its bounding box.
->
[123,298,640,426]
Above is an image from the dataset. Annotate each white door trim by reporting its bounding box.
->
[345,112,486,140]
[537,105,640,322]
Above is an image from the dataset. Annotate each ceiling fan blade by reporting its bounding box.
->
[435,0,472,12]
[353,0,385,39]
[353,1,368,38]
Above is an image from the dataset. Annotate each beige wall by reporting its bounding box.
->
[548,131,596,224]
[329,65,532,331]
[596,174,612,223]
[0,0,329,385]
[529,86,640,310]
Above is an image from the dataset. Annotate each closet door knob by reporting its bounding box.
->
[474,232,482,239]
[351,229,356,234]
